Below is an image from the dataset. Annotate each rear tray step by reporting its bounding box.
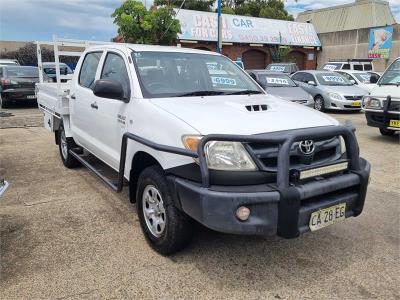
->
[69,150,127,192]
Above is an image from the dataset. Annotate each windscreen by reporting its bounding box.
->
[316,73,353,86]
[132,52,262,98]
[259,73,296,87]
[44,65,73,75]
[378,59,400,86]
[5,66,39,77]
[353,73,372,83]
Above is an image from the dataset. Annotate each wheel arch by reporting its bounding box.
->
[129,151,163,203]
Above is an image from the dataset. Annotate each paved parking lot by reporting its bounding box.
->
[0,106,399,299]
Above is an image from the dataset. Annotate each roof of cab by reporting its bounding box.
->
[86,43,221,56]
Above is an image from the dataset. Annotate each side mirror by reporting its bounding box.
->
[350,79,356,84]
[308,80,317,86]
[93,79,126,102]
[370,74,379,84]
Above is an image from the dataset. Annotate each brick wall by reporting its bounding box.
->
[180,41,317,70]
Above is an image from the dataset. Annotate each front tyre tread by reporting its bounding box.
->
[136,165,193,255]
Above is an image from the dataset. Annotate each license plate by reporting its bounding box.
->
[389,120,400,128]
[351,101,361,107]
[26,95,36,99]
[309,203,346,231]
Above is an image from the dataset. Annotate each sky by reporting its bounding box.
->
[0,0,399,42]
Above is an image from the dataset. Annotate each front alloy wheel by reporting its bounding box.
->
[142,185,166,237]
[314,96,325,112]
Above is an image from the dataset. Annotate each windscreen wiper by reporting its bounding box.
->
[227,90,263,95]
[175,91,225,97]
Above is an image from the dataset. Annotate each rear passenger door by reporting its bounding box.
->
[90,50,132,169]
[70,51,103,152]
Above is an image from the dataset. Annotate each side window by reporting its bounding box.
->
[303,73,315,83]
[292,72,304,82]
[353,64,363,71]
[79,52,102,89]
[342,72,355,83]
[101,52,130,99]
[342,64,350,70]
[364,64,372,71]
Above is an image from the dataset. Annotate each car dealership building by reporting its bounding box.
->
[174,9,321,70]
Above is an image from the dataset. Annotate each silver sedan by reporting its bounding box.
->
[291,70,368,112]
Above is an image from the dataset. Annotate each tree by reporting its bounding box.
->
[112,0,180,45]
[259,0,294,21]
[0,43,78,66]
[223,0,294,21]
[154,0,214,12]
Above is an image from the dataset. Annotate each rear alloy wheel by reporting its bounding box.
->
[58,123,80,168]
[379,128,395,136]
[137,166,193,255]
[314,96,325,112]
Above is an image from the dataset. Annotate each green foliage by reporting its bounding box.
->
[223,0,294,21]
[112,0,181,45]
[154,0,214,12]
[221,6,235,15]
[271,46,294,63]
[0,43,78,66]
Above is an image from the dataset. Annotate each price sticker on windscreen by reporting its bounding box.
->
[323,65,338,71]
[360,74,371,82]
[211,76,237,86]
[322,76,345,83]
[270,66,285,72]
[267,77,289,85]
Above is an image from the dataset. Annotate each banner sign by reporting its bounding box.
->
[176,9,321,47]
[368,26,393,59]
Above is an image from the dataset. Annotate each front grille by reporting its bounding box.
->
[344,96,363,101]
[18,82,35,88]
[383,100,400,112]
[247,137,342,172]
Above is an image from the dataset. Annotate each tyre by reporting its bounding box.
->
[0,94,9,109]
[379,128,395,136]
[314,96,325,112]
[58,123,80,168]
[136,165,193,255]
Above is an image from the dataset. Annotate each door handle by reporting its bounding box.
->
[90,102,98,109]
[70,94,76,100]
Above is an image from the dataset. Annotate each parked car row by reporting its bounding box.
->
[0,61,75,108]
[245,57,399,136]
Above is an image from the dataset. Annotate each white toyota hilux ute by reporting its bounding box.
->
[37,40,371,255]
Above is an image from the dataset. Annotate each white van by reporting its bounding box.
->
[321,59,374,72]
[364,58,400,135]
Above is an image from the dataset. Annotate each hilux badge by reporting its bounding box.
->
[299,140,315,155]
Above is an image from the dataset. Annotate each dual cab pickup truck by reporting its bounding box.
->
[37,42,370,255]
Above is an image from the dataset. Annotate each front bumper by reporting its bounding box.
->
[327,98,362,110]
[170,158,370,237]
[1,88,36,101]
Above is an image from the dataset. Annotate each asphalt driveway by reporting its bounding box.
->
[0,108,399,299]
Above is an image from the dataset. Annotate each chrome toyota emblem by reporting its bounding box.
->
[299,140,315,155]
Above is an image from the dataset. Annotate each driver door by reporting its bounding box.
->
[89,50,132,169]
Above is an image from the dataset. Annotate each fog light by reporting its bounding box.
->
[236,206,250,221]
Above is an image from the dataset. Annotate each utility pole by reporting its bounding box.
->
[217,0,222,53]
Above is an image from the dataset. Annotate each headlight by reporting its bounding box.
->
[363,96,382,109]
[182,135,257,171]
[328,92,342,101]
[205,141,257,171]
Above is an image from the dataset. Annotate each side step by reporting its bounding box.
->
[69,150,124,192]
